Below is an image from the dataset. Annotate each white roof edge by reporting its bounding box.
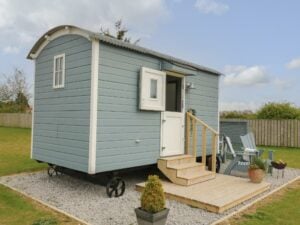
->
[27,25,222,76]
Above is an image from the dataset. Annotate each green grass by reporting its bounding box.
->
[0,127,80,225]
[0,127,46,176]
[0,184,80,225]
[230,180,300,225]
[260,146,300,168]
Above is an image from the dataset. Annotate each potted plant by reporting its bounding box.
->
[135,175,169,225]
[248,157,266,183]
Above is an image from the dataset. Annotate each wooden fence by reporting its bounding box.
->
[248,120,300,148]
[0,113,32,128]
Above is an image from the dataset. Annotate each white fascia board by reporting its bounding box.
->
[31,60,36,159]
[88,39,99,174]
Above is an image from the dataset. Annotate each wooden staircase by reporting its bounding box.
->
[158,112,219,186]
[158,155,216,186]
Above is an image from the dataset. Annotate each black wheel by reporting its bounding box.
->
[47,166,57,177]
[106,177,125,198]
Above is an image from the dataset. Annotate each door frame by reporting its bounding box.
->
[160,71,186,157]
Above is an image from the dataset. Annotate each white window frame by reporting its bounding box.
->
[53,53,65,88]
[139,67,166,111]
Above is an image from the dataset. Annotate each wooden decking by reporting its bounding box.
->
[136,174,270,213]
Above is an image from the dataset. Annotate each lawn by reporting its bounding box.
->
[226,179,300,225]
[0,127,81,225]
[0,185,82,225]
[260,146,300,168]
[0,126,299,225]
[0,127,46,176]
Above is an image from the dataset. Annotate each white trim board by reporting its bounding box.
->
[31,60,36,159]
[30,26,91,59]
[88,39,99,174]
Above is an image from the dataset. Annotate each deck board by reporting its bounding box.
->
[136,174,270,213]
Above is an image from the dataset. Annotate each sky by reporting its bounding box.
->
[0,0,299,111]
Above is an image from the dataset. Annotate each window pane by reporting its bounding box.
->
[59,57,63,70]
[59,71,63,86]
[55,58,60,71]
[150,79,157,99]
[55,72,58,86]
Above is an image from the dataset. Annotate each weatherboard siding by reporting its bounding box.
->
[185,69,219,155]
[95,43,219,172]
[95,43,161,173]
[32,35,91,172]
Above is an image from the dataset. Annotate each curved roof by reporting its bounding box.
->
[27,25,221,76]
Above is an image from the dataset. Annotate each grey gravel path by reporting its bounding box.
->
[0,167,299,225]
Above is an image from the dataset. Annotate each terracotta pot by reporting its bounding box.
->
[248,168,265,183]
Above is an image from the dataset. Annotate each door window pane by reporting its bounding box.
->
[150,79,157,99]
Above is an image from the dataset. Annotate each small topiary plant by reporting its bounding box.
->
[249,157,266,171]
[141,175,165,213]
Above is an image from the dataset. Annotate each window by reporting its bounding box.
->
[150,79,158,99]
[53,54,65,88]
[139,67,166,111]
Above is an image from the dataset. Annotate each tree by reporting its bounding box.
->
[220,110,256,119]
[15,91,29,107]
[0,68,31,102]
[100,19,140,44]
[256,102,300,119]
[0,69,31,113]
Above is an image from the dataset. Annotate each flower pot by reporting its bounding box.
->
[248,168,265,183]
[135,207,169,225]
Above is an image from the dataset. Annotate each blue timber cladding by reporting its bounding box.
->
[32,35,91,172]
[96,43,161,173]
[96,42,219,172]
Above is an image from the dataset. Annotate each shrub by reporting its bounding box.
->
[220,110,256,119]
[256,102,300,119]
[141,175,165,213]
[249,157,266,171]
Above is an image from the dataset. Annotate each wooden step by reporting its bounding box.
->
[157,154,216,186]
[178,171,216,186]
[160,155,195,167]
[168,162,205,177]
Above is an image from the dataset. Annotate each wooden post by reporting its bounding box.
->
[211,133,217,173]
[192,119,197,157]
[201,127,207,165]
[186,113,190,155]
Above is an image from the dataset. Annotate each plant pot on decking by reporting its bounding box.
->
[248,168,265,183]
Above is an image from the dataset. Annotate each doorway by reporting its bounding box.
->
[160,74,185,157]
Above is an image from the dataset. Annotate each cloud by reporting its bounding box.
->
[195,0,229,15]
[220,101,261,111]
[274,78,292,90]
[223,65,270,86]
[3,46,20,54]
[0,0,169,53]
[286,58,300,69]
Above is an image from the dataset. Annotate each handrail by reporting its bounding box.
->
[186,112,218,173]
[187,112,218,134]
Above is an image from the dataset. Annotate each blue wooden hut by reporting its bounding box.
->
[28,25,221,190]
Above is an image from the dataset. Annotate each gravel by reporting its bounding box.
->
[0,167,299,225]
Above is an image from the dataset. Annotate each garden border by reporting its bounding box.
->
[211,175,300,225]
[0,181,91,225]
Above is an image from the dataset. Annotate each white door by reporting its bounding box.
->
[161,111,185,157]
[160,75,185,157]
